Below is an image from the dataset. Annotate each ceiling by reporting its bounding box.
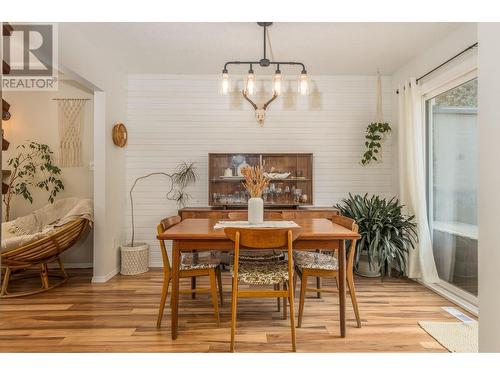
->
[73,22,463,75]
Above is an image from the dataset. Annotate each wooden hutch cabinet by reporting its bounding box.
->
[208,153,313,208]
[179,152,338,220]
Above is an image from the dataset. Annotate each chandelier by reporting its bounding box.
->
[220,22,309,126]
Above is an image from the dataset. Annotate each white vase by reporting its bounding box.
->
[248,197,264,224]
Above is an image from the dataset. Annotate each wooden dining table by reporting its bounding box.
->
[157,217,360,340]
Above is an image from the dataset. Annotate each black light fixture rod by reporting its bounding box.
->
[263,24,267,60]
[223,61,306,72]
[224,61,259,71]
[222,22,306,74]
[271,62,307,72]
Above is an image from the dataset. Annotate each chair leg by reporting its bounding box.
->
[230,275,238,352]
[191,276,196,299]
[298,272,308,328]
[216,267,224,307]
[276,284,281,312]
[315,250,321,298]
[156,273,170,329]
[282,281,287,320]
[57,257,68,279]
[347,274,361,328]
[287,280,297,352]
[209,270,220,327]
[293,272,298,298]
[40,263,49,289]
[1,267,11,296]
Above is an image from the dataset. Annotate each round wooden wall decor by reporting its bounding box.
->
[112,123,128,147]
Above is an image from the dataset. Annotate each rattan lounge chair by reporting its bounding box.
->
[1,218,89,298]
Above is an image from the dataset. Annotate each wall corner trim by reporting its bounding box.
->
[91,267,119,283]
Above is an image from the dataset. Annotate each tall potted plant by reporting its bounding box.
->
[3,141,64,221]
[336,193,418,278]
[121,162,197,275]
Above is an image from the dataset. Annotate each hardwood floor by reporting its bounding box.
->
[0,268,466,352]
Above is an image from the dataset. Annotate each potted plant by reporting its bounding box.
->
[336,193,418,278]
[360,122,391,165]
[121,162,197,275]
[3,141,64,221]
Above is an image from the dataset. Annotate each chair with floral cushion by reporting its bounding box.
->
[224,226,301,352]
[156,215,223,329]
[293,215,361,328]
[227,211,288,315]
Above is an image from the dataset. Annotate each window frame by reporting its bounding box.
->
[421,64,479,311]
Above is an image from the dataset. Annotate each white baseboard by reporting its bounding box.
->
[92,267,119,283]
[418,279,479,317]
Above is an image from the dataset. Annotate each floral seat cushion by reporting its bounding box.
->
[293,250,338,271]
[231,249,285,262]
[230,260,289,285]
[180,251,221,270]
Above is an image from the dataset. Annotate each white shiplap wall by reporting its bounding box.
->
[125,74,394,265]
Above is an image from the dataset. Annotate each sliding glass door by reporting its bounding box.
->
[426,77,478,298]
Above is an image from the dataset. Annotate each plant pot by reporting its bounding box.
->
[120,243,149,275]
[248,197,264,224]
[355,251,381,278]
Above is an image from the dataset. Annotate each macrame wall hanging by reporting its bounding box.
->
[54,98,89,167]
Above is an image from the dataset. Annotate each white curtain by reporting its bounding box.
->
[398,78,440,283]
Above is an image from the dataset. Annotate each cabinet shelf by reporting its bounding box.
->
[209,153,313,207]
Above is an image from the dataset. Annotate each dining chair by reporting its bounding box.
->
[293,215,361,328]
[156,215,223,329]
[224,226,301,352]
[227,211,286,262]
[186,211,228,296]
[227,211,287,315]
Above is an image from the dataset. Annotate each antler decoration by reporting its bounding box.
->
[242,90,278,127]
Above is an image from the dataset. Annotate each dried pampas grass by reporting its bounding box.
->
[241,165,269,198]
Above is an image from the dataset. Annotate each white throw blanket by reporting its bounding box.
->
[1,197,93,252]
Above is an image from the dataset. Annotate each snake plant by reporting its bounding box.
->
[336,193,418,278]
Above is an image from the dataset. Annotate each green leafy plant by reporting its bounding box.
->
[336,193,418,278]
[360,122,391,165]
[3,141,64,221]
[129,162,198,246]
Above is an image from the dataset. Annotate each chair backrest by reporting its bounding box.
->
[157,215,182,271]
[224,227,301,249]
[331,215,359,273]
[227,211,284,221]
[224,227,302,281]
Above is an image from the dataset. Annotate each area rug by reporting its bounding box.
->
[418,321,478,353]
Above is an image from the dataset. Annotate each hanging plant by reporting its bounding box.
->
[361,122,392,165]
[360,71,391,166]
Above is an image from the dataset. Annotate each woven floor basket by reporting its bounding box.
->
[120,243,149,275]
